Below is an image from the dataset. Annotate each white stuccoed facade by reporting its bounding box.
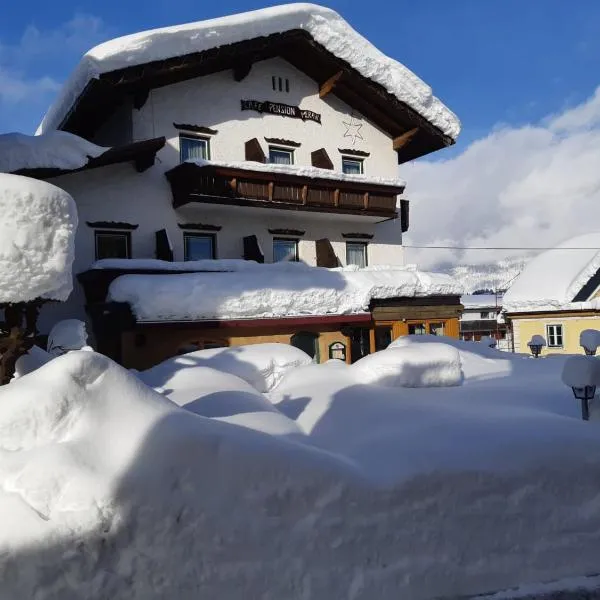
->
[39,57,407,331]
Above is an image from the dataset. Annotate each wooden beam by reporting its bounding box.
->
[319,70,343,98]
[393,128,419,151]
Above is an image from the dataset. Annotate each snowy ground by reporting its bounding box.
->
[1,337,600,599]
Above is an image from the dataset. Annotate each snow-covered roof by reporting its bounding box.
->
[503,233,600,313]
[0,132,106,174]
[461,294,502,310]
[107,262,463,322]
[37,3,460,140]
[186,159,406,188]
[0,173,77,303]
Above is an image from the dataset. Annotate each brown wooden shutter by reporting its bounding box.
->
[245,138,266,163]
[400,199,410,233]
[243,235,264,263]
[311,148,334,170]
[155,229,174,261]
[316,238,339,268]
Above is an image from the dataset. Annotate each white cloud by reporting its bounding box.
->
[402,86,600,271]
[0,68,59,103]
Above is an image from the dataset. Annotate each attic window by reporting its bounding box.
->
[271,76,290,93]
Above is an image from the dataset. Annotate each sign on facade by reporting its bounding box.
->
[328,341,347,361]
[241,99,322,124]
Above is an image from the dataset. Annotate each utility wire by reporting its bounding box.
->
[403,245,600,251]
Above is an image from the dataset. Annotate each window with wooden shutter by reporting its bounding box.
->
[400,199,410,233]
[243,235,265,263]
[311,148,334,170]
[245,138,266,163]
[155,229,174,261]
[315,238,338,268]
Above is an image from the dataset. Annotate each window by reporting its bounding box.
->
[184,233,215,260]
[95,231,131,260]
[546,324,564,348]
[273,238,298,262]
[408,323,427,335]
[269,146,294,165]
[430,322,445,336]
[342,157,363,175]
[271,76,290,92]
[346,242,368,268]
[180,135,210,162]
[480,311,492,319]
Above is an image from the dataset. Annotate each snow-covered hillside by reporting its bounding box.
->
[1,340,600,598]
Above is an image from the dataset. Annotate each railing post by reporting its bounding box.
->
[334,188,340,207]
[363,192,369,209]
[268,181,274,201]
[302,185,308,205]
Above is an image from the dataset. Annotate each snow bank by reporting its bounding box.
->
[0,173,77,302]
[37,4,460,140]
[12,346,52,379]
[3,347,600,597]
[0,131,106,174]
[139,343,313,393]
[93,257,270,271]
[108,264,463,321]
[504,233,600,312]
[352,344,463,387]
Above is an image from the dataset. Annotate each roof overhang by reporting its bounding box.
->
[57,30,453,164]
[12,137,166,180]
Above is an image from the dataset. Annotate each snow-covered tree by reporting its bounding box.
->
[0,173,77,383]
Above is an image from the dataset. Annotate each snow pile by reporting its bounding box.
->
[3,345,600,597]
[0,174,77,302]
[0,131,107,174]
[93,257,272,272]
[504,233,600,312]
[580,329,600,354]
[108,263,463,321]
[47,319,90,356]
[188,158,405,187]
[561,355,600,388]
[12,346,52,379]
[38,4,460,140]
[352,343,463,387]
[139,343,313,393]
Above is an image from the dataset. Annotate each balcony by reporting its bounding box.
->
[165,162,404,220]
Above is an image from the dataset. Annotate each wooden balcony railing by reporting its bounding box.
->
[165,162,403,219]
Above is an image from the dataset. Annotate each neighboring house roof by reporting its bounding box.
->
[503,233,600,313]
[36,3,460,163]
[460,294,502,310]
[0,133,166,179]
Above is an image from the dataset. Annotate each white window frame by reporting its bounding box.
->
[268,146,294,165]
[179,134,211,163]
[546,324,564,348]
[345,241,368,268]
[273,237,299,262]
[341,156,364,175]
[183,232,216,261]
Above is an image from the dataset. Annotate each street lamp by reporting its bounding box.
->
[580,329,600,356]
[527,334,546,358]
[562,355,600,421]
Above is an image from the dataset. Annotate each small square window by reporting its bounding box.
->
[95,231,131,260]
[180,135,210,162]
[342,157,363,175]
[480,311,492,319]
[546,324,564,348]
[273,238,298,262]
[184,233,216,260]
[346,241,368,268]
[269,147,293,165]
[408,323,427,335]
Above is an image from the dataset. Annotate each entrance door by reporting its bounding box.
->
[349,328,371,363]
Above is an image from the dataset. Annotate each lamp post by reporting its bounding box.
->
[562,355,600,421]
[580,329,600,356]
[527,335,546,358]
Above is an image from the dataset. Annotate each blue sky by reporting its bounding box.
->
[2,0,600,153]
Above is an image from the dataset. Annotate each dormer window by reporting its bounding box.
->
[269,146,294,165]
[271,76,290,93]
[180,135,210,162]
[342,157,364,175]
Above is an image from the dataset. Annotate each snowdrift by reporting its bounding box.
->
[3,348,600,598]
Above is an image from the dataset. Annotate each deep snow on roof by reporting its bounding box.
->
[0,132,106,174]
[461,294,502,310]
[503,233,600,313]
[108,262,464,322]
[37,3,460,139]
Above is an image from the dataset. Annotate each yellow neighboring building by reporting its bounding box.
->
[504,233,600,355]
